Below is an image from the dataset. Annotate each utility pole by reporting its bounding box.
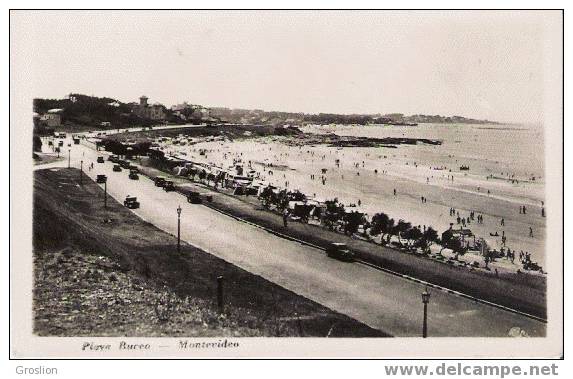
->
[68,149,71,168]
[422,288,430,338]
[177,205,182,254]
[104,180,107,209]
[217,276,224,313]
[80,160,83,186]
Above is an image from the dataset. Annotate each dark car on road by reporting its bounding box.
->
[96,174,107,184]
[97,156,105,163]
[124,196,140,209]
[119,160,131,169]
[163,180,175,192]
[187,191,202,204]
[108,155,119,162]
[129,169,139,180]
[326,242,355,262]
[113,164,122,172]
[154,176,166,187]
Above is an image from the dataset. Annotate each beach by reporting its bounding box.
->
[159,123,546,267]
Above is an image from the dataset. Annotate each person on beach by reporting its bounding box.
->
[500,218,505,226]
[542,207,545,217]
[393,189,396,196]
[529,227,534,238]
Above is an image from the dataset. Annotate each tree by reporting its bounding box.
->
[259,186,274,208]
[418,227,439,254]
[369,212,396,244]
[323,199,344,230]
[343,211,364,235]
[393,220,412,238]
[444,238,467,260]
[403,227,423,250]
[33,135,42,152]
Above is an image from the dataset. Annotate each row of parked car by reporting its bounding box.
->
[153,175,208,204]
[108,155,140,180]
[96,154,355,261]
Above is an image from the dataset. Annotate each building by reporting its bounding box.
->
[40,108,63,127]
[132,95,166,121]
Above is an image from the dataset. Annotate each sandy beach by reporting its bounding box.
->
[158,123,546,267]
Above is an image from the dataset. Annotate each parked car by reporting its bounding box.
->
[325,242,355,262]
[128,165,139,173]
[129,170,139,180]
[108,155,119,162]
[123,196,140,209]
[113,164,122,172]
[163,180,175,192]
[119,160,131,169]
[96,174,107,184]
[154,176,166,187]
[97,156,105,163]
[187,191,202,204]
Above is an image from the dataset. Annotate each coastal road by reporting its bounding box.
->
[36,138,546,337]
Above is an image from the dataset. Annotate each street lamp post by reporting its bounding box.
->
[177,205,182,254]
[68,149,71,168]
[104,179,107,209]
[80,160,83,186]
[422,288,430,338]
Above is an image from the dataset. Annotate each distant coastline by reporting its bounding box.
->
[33,94,499,133]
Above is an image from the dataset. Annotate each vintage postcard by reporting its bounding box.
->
[9,9,563,358]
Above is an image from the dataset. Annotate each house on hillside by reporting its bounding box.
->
[40,108,63,127]
[132,95,165,121]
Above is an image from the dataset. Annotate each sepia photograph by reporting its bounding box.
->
[9,8,563,359]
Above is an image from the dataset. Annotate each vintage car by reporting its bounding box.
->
[186,191,202,204]
[119,160,131,169]
[154,176,166,187]
[96,174,107,184]
[108,155,119,162]
[129,170,139,180]
[97,156,105,163]
[123,196,140,209]
[163,180,175,192]
[113,164,122,172]
[325,242,355,262]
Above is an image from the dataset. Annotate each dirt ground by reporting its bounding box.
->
[33,168,388,337]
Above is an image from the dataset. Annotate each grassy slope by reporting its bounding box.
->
[33,168,388,337]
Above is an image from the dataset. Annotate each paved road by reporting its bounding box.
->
[36,137,546,337]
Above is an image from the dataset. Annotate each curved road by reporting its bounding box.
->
[36,136,546,337]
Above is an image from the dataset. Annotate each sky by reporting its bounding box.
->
[11,10,562,123]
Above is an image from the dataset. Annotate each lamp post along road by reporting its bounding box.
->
[104,179,107,209]
[68,149,71,168]
[80,160,83,186]
[177,205,182,254]
[422,288,430,338]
